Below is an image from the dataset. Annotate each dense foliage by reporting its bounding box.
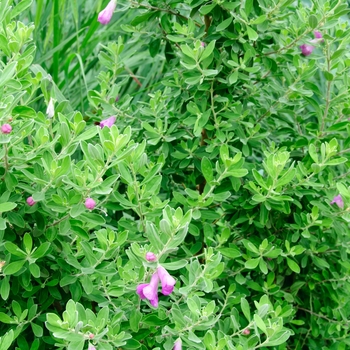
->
[1,0,350,349]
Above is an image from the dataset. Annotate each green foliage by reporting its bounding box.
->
[1,0,350,349]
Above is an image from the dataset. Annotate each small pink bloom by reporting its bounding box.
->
[88,345,96,350]
[98,0,117,25]
[137,272,159,307]
[174,339,182,350]
[1,124,12,134]
[201,42,206,47]
[331,194,344,209]
[136,283,148,299]
[243,328,250,335]
[26,197,36,206]
[85,198,96,210]
[157,266,176,296]
[300,44,315,56]
[314,31,322,39]
[100,116,116,128]
[146,252,157,261]
[89,334,95,339]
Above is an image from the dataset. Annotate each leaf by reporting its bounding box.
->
[201,157,214,183]
[241,298,251,321]
[308,15,318,29]
[3,260,26,275]
[31,242,51,259]
[0,312,15,324]
[200,40,216,61]
[254,314,267,334]
[287,258,300,273]
[228,71,238,85]
[216,18,232,32]
[217,247,241,259]
[246,26,258,41]
[161,260,188,270]
[31,323,43,337]
[245,258,260,269]
[0,202,17,213]
[0,62,17,88]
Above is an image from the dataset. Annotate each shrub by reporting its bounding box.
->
[0,0,350,349]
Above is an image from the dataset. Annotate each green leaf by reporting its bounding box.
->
[3,260,26,275]
[0,312,15,324]
[287,258,300,273]
[246,26,258,41]
[0,202,17,213]
[23,233,33,252]
[31,242,51,259]
[216,17,232,32]
[201,157,214,183]
[29,263,40,278]
[254,314,267,334]
[308,15,318,29]
[245,258,260,269]
[161,260,188,270]
[241,298,251,321]
[4,242,26,257]
[31,323,43,337]
[0,62,17,88]
[228,70,238,85]
[217,247,241,259]
[142,314,168,326]
[200,40,216,62]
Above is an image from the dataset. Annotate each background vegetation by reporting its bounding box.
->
[0,0,350,349]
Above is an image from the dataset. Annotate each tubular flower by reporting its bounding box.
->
[331,194,344,209]
[1,124,12,134]
[145,252,157,261]
[157,266,176,295]
[137,272,159,307]
[100,116,116,128]
[98,0,117,25]
[300,44,315,56]
[174,339,182,350]
[85,198,96,210]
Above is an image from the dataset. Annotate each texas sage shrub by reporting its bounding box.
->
[0,0,350,349]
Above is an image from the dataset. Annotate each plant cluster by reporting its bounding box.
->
[0,0,350,349]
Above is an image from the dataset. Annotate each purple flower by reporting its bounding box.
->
[137,272,159,307]
[98,0,117,25]
[314,31,322,39]
[88,345,96,350]
[331,194,344,209]
[300,44,315,56]
[157,266,176,296]
[100,116,116,128]
[1,124,12,134]
[26,197,36,206]
[174,339,182,350]
[85,198,96,210]
[200,42,206,47]
[145,252,157,261]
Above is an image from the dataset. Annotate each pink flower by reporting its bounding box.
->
[26,197,36,206]
[136,272,159,307]
[88,345,96,350]
[331,194,344,209]
[146,252,157,261]
[243,328,250,335]
[300,44,315,56]
[314,31,322,39]
[157,266,176,296]
[98,0,117,25]
[1,124,12,134]
[174,339,182,350]
[201,42,206,47]
[100,116,116,128]
[85,198,96,210]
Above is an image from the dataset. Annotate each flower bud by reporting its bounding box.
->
[1,124,12,134]
[243,328,250,335]
[146,252,157,261]
[85,198,96,210]
[27,197,36,206]
[46,98,55,118]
